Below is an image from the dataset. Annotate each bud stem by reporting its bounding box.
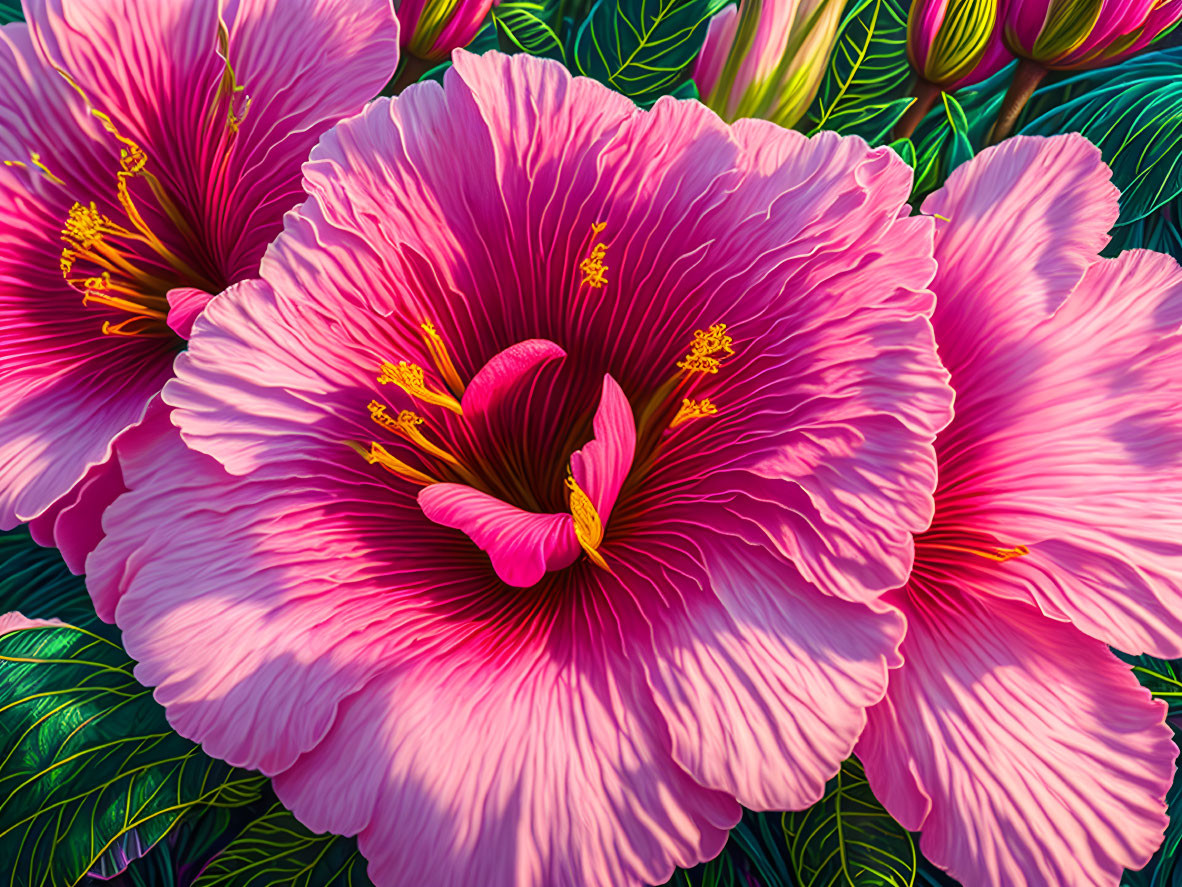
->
[988,59,1047,145]
[893,78,942,141]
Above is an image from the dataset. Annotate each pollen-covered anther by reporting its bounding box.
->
[346,440,437,486]
[368,401,461,467]
[377,360,463,415]
[419,321,465,397]
[566,475,610,571]
[62,201,115,251]
[579,223,609,288]
[671,397,718,427]
[677,322,734,374]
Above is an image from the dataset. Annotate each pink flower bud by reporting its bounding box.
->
[1001,0,1182,70]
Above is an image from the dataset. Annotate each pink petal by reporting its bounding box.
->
[692,5,739,99]
[931,248,1182,656]
[166,287,215,340]
[460,338,567,417]
[569,374,636,523]
[27,453,125,576]
[638,535,903,810]
[0,611,65,634]
[273,646,739,887]
[418,483,578,587]
[922,134,1119,380]
[859,585,1174,887]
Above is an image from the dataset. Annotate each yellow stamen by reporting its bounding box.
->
[368,402,461,466]
[101,316,172,338]
[579,223,609,288]
[677,323,734,375]
[346,440,437,486]
[925,542,1030,563]
[671,397,718,427]
[63,201,117,250]
[29,153,65,185]
[377,360,463,414]
[419,321,465,398]
[566,475,610,571]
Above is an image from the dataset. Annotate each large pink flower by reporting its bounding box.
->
[0,0,399,570]
[857,135,1182,887]
[87,51,952,887]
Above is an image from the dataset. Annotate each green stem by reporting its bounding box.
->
[892,78,942,141]
[988,59,1047,145]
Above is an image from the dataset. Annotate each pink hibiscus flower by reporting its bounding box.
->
[87,51,952,886]
[0,0,399,570]
[857,135,1182,887]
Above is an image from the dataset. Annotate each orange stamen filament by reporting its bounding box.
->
[924,542,1031,563]
[671,397,718,427]
[346,440,437,486]
[419,321,465,398]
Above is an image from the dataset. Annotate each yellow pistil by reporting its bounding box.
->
[671,397,718,427]
[925,542,1031,563]
[345,440,437,486]
[579,222,609,288]
[377,360,463,415]
[566,475,610,571]
[677,323,734,375]
[419,321,465,398]
[368,402,461,467]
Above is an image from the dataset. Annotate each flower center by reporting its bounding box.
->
[352,317,737,585]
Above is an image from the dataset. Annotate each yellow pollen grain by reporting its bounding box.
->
[377,360,463,415]
[566,475,609,571]
[419,321,465,397]
[346,440,437,486]
[671,397,718,428]
[579,222,609,288]
[677,322,734,375]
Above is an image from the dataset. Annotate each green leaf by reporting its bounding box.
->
[1105,202,1182,261]
[783,756,918,887]
[194,802,373,887]
[493,0,567,62]
[0,526,117,642]
[887,136,915,168]
[0,625,266,887]
[571,0,727,106]
[1116,650,1182,717]
[1020,47,1182,224]
[803,0,912,143]
[0,1,21,23]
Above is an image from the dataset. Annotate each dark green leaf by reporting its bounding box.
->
[1117,651,1182,717]
[783,756,918,887]
[803,0,912,143]
[1105,203,1182,261]
[493,0,567,62]
[571,0,728,106]
[193,802,373,887]
[0,1,21,24]
[887,136,915,168]
[0,526,117,642]
[1020,47,1182,224]
[0,625,266,887]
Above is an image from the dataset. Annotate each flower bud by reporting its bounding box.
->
[1001,0,1182,70]
[398,0,496,62]
[908,0,1009,89]
[693,0,845,128]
